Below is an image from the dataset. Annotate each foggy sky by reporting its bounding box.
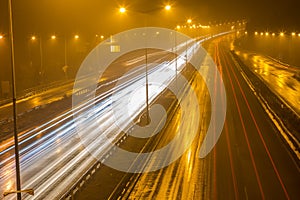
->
[1,0,299,35]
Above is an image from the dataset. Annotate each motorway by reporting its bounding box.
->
[234,49,300,116]
[77,34,300,199]
[0,33,299,200]
[0,35,199,199]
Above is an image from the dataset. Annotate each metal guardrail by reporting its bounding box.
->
[0,79,74,106]
[230,51,300,159]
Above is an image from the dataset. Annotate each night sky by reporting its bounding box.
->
[0,0,298,92]
[0,0,299,35]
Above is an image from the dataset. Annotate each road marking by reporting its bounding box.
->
[227,51,290,199]
[244,186,248,200]
[126,181,130,187]
[216,43,239,200]
[220,47,265,199]
[231,53,300,161]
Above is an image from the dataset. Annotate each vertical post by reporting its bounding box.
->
[174,30,178,86]
[64,35,67,66]
[143,15,149,123]
[145,48,149,123]
[39,35,43,83]
[8,0,22,199]
[185,40,188,65]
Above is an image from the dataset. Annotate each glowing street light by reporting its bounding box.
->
[260,32,264,36]
[116,5,174,123]
[272,33,275,36]
[187,19,192,24]
[0,34,3,40]
[119,7,126,13]
[292,32,296,36]
[51,35,56,40]
[280,32,284,37]
[265,32,269,36]
[100,35,104,39]
[74,34,79,39]
[31,36,36,40]
[176,25,181,30]
[298,33,300,37]
[165,4,171,11]
[255,31,258,35]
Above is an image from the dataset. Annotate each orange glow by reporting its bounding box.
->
[100,35,104,39]
[6,179,14,191]
[187,19,192,24]
[272,33,275,36]
[0,35,3,40]
[51,35,56,39]
[176,25,181,30]
[292,32,296,36]
[260,32,264,36]
[31,36,36,40]
[119,7,126,13]
[165,5,171,11]
[280,32,284,36]
[265,32,269,36]
[255,31,258,35]
[74,35,79,39]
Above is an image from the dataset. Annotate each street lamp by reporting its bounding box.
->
[118,5,173,123]
[30,35,44,83]
[165,4,171,11]
[0,34,3,40]
[119,7,126,14]
[187,18,192,24]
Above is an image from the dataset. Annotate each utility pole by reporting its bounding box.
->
[6,0,34,198]
[8,0,22,199]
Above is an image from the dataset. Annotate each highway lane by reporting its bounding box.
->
[234,49,300,116]
[0,39,199,199]
[214,37,299,199]
[0,49,176,158]
[77,34,300,199]
[76,56,213,200]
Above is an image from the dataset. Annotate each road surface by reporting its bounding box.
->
[0,37,199,199]
[77,34,300,200]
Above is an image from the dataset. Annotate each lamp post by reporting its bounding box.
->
[118,4,172,123]
[39,36,43,82]
[8,0,22,199]
[64,34,68,72]
[30,35,44,84]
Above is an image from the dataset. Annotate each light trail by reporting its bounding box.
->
[0,38,203,199]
